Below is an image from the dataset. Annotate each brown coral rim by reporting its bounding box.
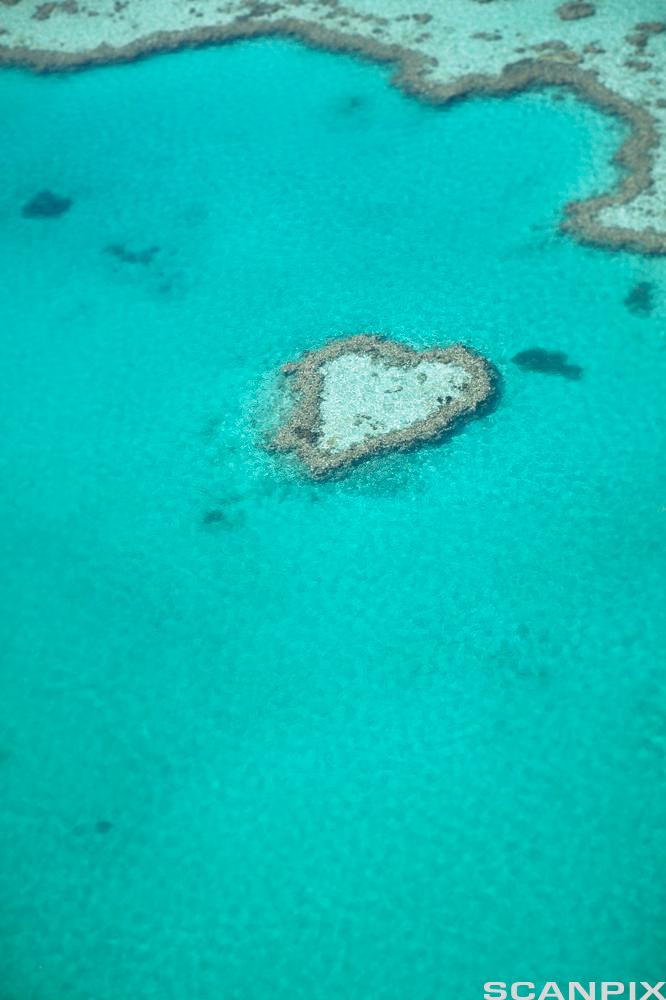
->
[0,16,664,255]
[270,334,497,479]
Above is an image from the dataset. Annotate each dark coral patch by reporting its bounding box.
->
[292,425,319,445]
[624,281,655,316]
[556,1,595,20]
[340,95,365,113]
[512,348,583,380]
[201,508,247,532]
[22,190,72,218]
[202,509,229,528]
[95,820,113,834]
[105,243,160,265]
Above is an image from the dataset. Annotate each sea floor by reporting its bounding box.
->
[0,39,665,1000]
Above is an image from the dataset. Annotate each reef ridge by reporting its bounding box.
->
[1,0,665,254]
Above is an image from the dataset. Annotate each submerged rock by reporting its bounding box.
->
[512,347,583,380]
[21,190,72,218]
[624,281,655,316]
[201,506,245,532]
[105,243,160,265]
[556,2,596,20]
[270,334,496,478]
[340,95,364,113]
[201,509,228,528]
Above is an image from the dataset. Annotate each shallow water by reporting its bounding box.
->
[0,39,665,1000]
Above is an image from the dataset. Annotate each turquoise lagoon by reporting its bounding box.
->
[0,39,665,1000]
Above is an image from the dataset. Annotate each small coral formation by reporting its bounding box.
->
[623,281,655,316]
[556,2,595,21]
[105,243,160,265]
[271,335,496,478]
[201,509,229,528]
[512,348,583,379]
[21,190,72,218]
[635,21,666,35]
[337,94,366,114]
[32,0,79,16]
[33,2,56,18]
[201,505,245,531]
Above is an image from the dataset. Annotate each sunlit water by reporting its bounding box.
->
[0,39,665,1000]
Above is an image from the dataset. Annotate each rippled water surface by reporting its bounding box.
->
[0,39,665,1000]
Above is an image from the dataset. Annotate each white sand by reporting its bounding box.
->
[318,353,470,452]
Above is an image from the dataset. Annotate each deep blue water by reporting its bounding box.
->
[0,39,665,1000]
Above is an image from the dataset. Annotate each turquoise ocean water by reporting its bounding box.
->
[0,39,665,1000]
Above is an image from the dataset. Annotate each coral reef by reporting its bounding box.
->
[623,280,655,315]
[21,189,72,218]
[1,1,665,254]
[512,347,583,379]
[271,334,496,478]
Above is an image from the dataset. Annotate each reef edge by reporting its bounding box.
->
[1,16,665,256]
